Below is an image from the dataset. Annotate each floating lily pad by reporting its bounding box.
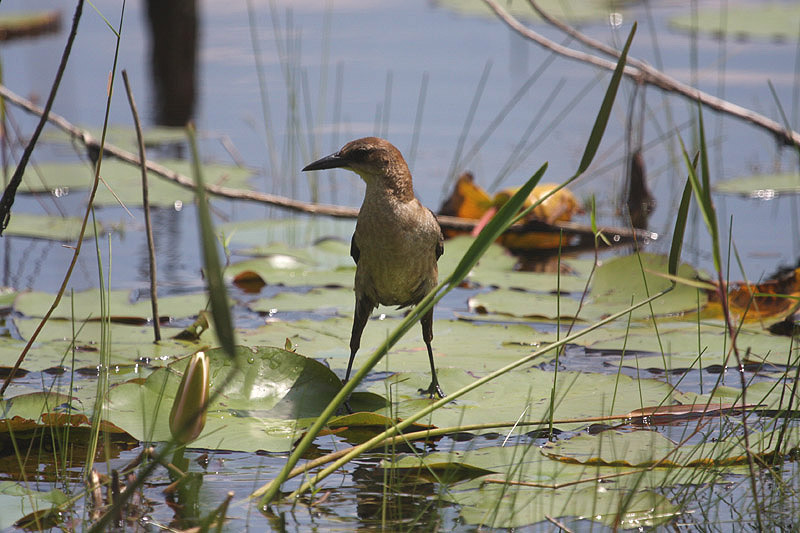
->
[42,125,188,152]
[434,0,618,24]
[0,287,16,309]
[714,173,800,198]
[712,381,800,413]
[393,444,680,528]
[467,253,706,321]
[586,253,706,320]
[228,258,356,288]
[15,289,210,321]
[543,430,749,467]
[0,481,67,531]
[19,159,256,208]
[239,317,548,376]
[469,289,582,319]
[440,236,589,292]
[578,321,795,368]
[669,4,800,41]
[371,368,681,432]
[449,480,676,529]
[4,212,105,241]
[221,217,356,250]
[13,318,198,368]
[106,346,348,452]
[247,287,355,315]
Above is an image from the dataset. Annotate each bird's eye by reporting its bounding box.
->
[348,147,370,161]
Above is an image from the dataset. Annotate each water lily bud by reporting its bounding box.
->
[169,351,210,445]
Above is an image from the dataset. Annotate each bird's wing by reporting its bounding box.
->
[429,208,444,259]
[350,233,360,264]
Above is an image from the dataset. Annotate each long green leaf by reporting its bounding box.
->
[187,125,236,358]
[578,22,637,174]
[668,155,697,276]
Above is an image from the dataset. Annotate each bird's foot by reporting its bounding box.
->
[418,382,445,399]
[340,378,355,414]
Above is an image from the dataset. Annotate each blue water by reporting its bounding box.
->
[2,0,799,295]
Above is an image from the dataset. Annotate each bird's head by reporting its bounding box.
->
[303,137,413,199]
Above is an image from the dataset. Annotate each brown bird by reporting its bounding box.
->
[302,137,445,398]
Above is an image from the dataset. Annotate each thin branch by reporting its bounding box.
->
[483,0,800,148]
[0,82,652,244]
[122,70,160,342]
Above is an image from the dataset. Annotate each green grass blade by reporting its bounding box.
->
[186,124,236,358]
[578,22,637,174]
[668,155,697,276]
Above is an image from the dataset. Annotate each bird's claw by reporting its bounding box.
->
[418,382,445,399]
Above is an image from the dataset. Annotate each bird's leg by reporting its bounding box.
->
[342,296,373,414]
[419,308,445,399]
[346,295,372,384]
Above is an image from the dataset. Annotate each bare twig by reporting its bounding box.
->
[122,70,160,342]
[483,0,800,148]
[0,0,84,235]
[0,82,652,244]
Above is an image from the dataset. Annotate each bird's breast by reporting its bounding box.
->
[353,198,440,307]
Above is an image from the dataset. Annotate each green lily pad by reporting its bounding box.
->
[467,253,706,321]
[585,253,707,320]
[227,257,355,288]
[239,317,548,375]
[19,159,256,208]
[714,173,800,198]
[434,0,617,24]
[577,321,794,368]
[105,346,347,452]
[248,287,354,315]
[450,481,677,529]
[0,481,67,531]
[237,238,354,269]
[14,289,210,321]
[543,430,751,467]
[711,381,800,413]
[13,318,199,368]
[0,287,16,309]
[469,289,582,319]
[440,236,589,292]
[4,212,105,241]
[396,444,680,528]
[220,217,356,250]
[371,368,681,432]
[669,4,800,41]
[42,125,188,152]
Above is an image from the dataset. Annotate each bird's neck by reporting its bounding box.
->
[361,171,415,204]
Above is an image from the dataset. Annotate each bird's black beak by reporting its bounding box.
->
[302,152,348,172]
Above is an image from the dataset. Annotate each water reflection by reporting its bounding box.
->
[144,0,198,126]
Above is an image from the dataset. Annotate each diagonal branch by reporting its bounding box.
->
[483,0,800,148]
[0,83,653,244]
